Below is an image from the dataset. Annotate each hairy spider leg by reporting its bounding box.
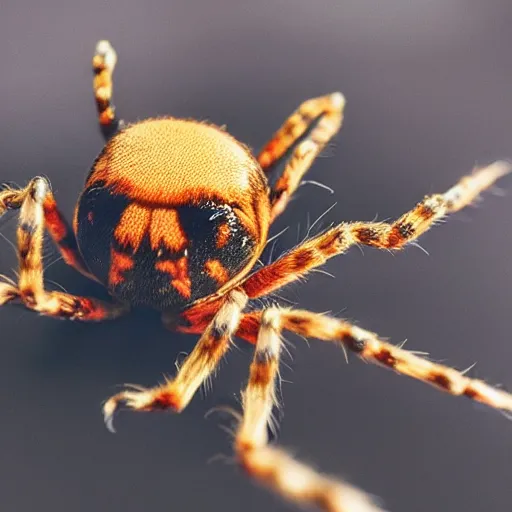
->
[257,93,345,221]
[242,161,511,298]
[0,177,127,320]
[235,307,384,512]
[93,40,124,140]
[179,161,511,333]
[103,290,248,429]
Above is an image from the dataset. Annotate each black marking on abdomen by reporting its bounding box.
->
[75,182,130,285]
[76,185,256,311]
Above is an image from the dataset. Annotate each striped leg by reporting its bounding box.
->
[242,161,511,298]
[1,178,93,278]
[103,290,248,431]
[92,40,123,140]
[235,308,383,512]
[235,309,512,413]
[0,177,127,320]
[258,93,345,221]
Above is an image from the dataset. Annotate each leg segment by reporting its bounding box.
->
[92,40,123,140]
[235,309,512,414]
[103,290,248,431]
[235,308,383,512]
[257,93,345,221]
[0,177,127,320]
[242,161,511,298]
[1,178,94,278]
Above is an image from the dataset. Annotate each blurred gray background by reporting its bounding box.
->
[0,1,511,511]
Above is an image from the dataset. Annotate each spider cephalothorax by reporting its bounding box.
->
[0,40,511,512]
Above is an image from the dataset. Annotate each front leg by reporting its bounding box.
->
[242,161,511,299]
[103,290,248,431]
[0,177,127,320]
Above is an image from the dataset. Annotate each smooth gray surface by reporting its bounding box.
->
[1,1,511,511]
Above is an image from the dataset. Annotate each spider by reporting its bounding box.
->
[0,40,511,512]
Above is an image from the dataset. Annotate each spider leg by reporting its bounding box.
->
[92,40,124,140]
[0,177,127,320]
[1,178,94,279]
[103,290,247,431]
[235,309,512,413]
[257,93,345,221]
[242,161,511,298]
[235,307,384,512]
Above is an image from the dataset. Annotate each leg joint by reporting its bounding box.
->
[261,307,281,331]
[30,177,50,202]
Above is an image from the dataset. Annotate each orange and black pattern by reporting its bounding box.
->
[75,116,272,311]
[1,40,510,512]
[75,181,256,310]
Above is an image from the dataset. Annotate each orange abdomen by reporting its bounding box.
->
[74,118,271,311]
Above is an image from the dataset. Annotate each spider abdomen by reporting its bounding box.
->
[74,117,271,310]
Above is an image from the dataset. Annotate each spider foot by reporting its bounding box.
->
[92,40,121,134]
[93,40,117,73]
[444,160,512,212]
[103,382,182,433]
[0,177,47,216]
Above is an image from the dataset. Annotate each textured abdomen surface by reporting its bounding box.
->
[74,118,271,310]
